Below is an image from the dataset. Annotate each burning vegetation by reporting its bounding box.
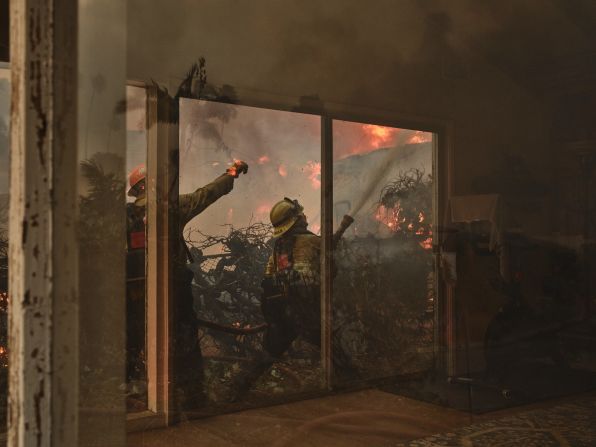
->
[377,168,434,250]
[182,166,436,399]
[332,168,435,380]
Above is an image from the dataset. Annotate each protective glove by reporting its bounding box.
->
[226,160,249,178]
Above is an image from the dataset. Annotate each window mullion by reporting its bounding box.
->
[320,115,333,388]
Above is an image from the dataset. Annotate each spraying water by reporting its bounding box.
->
[349,148,396,217]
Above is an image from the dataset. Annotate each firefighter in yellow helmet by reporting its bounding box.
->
[265,198,320,277]
[226,199,357,401]
[262,198,321,353]
[226,198,322,400]
[126,160,248,410]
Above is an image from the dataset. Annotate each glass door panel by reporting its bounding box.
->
[179,99,322,409]
[331,120,436,382]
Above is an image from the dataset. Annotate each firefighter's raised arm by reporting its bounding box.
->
[179,160,248,226]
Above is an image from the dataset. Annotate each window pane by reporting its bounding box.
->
[77,2,127,441]
[179,99,322,409]
[125,85,148,412]
[332,120,435,382]
[0,66,8,439]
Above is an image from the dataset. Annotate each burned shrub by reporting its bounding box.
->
[333,169,435,379]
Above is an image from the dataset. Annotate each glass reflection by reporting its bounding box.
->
[125,85,148,412]
[179,99,322,408]
[77,2,127,439]
[332,120,435,382]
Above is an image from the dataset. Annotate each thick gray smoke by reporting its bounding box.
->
[180,99,321,252]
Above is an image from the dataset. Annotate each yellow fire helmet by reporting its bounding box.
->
[270,198,304,238]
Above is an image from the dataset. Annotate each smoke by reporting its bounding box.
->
[127,0,429,97]
[179,97,434,254]
[180,99,322,251]
[127,0,594,110]
[182,99,239,160]
[126,86,146,132]
[350,148,402,218]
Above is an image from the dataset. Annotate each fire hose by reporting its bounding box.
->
[333,214,355,248]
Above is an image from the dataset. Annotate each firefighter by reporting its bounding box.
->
[227,198,323,399]
[125,164,148,404]
[227,199,357,400]
[261,200,355,354]
[126,159,248,410]
[261,198,322,356]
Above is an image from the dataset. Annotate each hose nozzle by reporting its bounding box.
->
[333,214,355,247]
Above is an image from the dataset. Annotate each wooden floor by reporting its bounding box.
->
[127,389,595,447]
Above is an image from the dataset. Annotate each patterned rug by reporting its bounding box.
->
[399,398,596,446]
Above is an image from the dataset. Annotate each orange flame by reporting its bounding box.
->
[278,164,288,177]
[419,237,433,250]
[258,155,270,165]
[362,125,398,149]
[374,204,433,249]
[407,131,432,144]
[335,122,432,159]
[304,161,321,189]
[375,204,405,232]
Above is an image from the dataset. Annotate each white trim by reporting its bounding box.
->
[9,0,79,445]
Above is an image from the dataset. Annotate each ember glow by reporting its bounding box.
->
[278,164,288,177]
[375,204,405,231]
[258,155,270,165]
[419,237,433,250]
[304,161,321,189]
[374,204,433,250]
